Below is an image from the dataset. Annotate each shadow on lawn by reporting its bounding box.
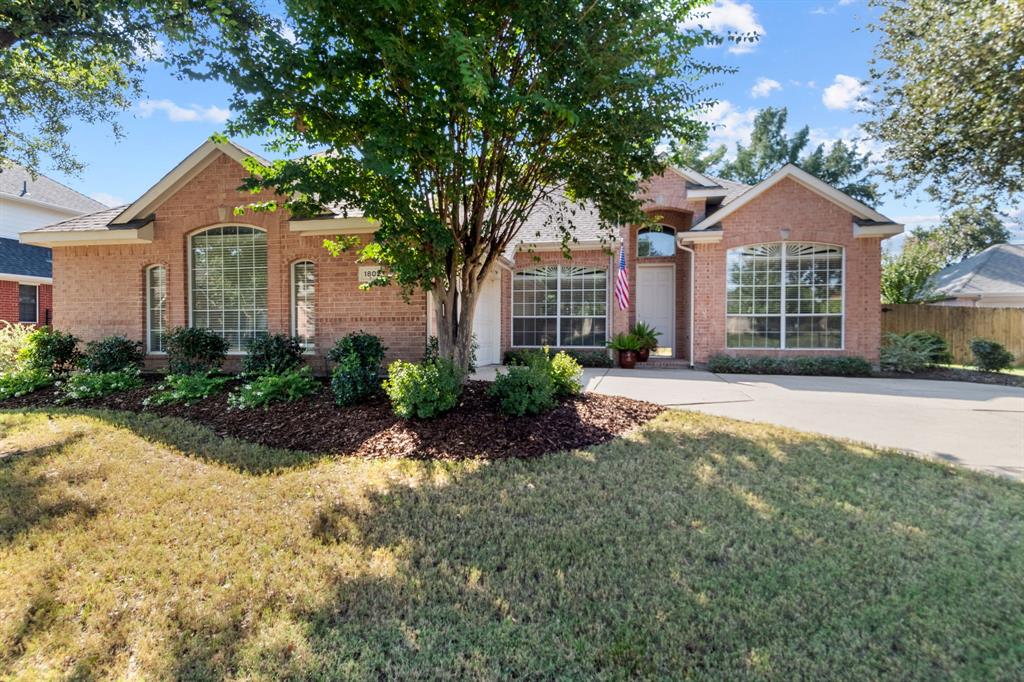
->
[161,417,1023,679]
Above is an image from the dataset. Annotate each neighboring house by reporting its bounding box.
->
[0,163,107,326]
[929,243,1024,308]
[20,139,903,368]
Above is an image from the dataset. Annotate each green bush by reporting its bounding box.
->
[969,338,1014,372]
[423,335,477,372]
[0,368,55,400]
[489,364,556,416]
[707,354,873,377]
[166,327,229,375]
[880,332,943,374]
[83,336,144,373]
[228,366,320,409]
[58,368,142,403]
[329,332,387,406]
[242,334,304,377]
[548,350,584,397]
[19,326,80,375]
[904,331,952,364]
[383,358,463,419]
[0,323,35,375]
[144,372,231,407]
[504,348,612,368]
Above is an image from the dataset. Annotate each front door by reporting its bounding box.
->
[472,269,502,365]
[636,265,675,357]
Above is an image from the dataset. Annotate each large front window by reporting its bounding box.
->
[726,242,843,349]
[513,266,607,347]
[190,226,268,351]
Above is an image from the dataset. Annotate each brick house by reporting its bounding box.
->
[20,139,902,369]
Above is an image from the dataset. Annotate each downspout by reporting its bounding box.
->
[677,243,696,369]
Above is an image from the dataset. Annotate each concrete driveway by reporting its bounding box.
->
[472,366,1024,479]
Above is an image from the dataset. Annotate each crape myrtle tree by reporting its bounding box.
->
[210,0,741,370]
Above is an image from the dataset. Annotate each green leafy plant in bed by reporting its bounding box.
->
[242,334,304,377]
[489,363,556,416]
[82,335,144,373]
[970,338,1014,372]
[58,368,142,404]
[228,366,319,409]
[0,323,35,375]
[19,326,81,375]
[880,332,943,374]
[328,331,387,406]
[144,372,232,407]
[166,327,229,375]
[708,354,872,377]
[0,368,55,400]
[383,358,463,419]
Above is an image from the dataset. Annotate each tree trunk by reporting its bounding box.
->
[433,259,489,374]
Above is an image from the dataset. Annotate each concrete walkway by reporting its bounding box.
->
[472,365,1024,479]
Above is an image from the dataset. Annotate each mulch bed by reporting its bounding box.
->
[877,367,1024,387]
[0,377,665,460]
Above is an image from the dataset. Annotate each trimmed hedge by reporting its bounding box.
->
[707,354,872,377]
[504,348,612,368]
[970,338,1014,372]
[489,364,555,416]
[383,358,463,419]
[83,336,144,373]
[242,334,304,377]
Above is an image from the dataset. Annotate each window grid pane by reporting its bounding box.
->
[293,261,316,350]
[513,265,607,347]
[18,284,37,324]
[147,266,167,353]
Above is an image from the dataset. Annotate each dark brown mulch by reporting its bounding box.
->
[0,378,665,460]
[877,367,1024,387]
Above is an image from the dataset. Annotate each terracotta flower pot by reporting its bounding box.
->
[637,348,650,362]
[618,350,638,369]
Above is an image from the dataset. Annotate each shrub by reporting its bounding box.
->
[629,321,661,351]
[970,338,1014,372]
[58,368,142,403]
[489,364,555,416]
[242,334,304,377]
[228,366,320,409]
[329,332,387,406]
[19,326,80,375]
[707,354,873,377]
[880,332,943,374]
[607,332,643,352]
[0,323,35,375]
[423,335,477,372]
[503,348,612,368]
[904,331,952,364]
[166,327,229,375]
[83,336,144,373]
[144,372,231,407]
[0,368,55,400]
[383,358,463,419]
[548,350,584,397]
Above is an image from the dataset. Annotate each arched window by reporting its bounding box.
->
[190,225,268,351]
[146,265,167,353]
[726,242,844,349]
[291,260,316,351]
[637,226,676,257]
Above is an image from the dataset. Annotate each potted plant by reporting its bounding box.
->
[607,333,642,369]
[629,322,661,362]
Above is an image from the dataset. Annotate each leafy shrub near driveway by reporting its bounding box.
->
[508,347,583,398]
[228,366,320,410]
[970,338,1014,372]
[0,323,35,375]
[242,334,304,377]
[880,332,943,374]
[383,358,463,419]
[0,368,55,400]
[504,348,612,368]
[83,336,144,373]
[904,331,952,364]
[166,327,229,375]
[489,364,556,416]
[329,332,387,406]
[708,354,873,377]
[144,372,231,407]
[19,327,80,375]
[58,368,142,403]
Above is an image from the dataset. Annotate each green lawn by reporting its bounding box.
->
[1,409,1022,680]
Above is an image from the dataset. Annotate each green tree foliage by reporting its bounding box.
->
[717,107,808,185]
[668,123,726,173]
[880,237,942,304]
[800,138,878,205]
[865,0,1024,203]
[209,0,736,370]
[0,0,267,175]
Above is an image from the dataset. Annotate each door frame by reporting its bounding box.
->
[636,262,676,357]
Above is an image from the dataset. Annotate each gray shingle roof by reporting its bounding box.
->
[0,163,107,213]
[28,206,130,232]
[931,243,1024,298]
[506,190,612,258]
[0,237,52,278]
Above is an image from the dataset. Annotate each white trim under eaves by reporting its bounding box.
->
[0,274,52,285]
[0,193,88,215]
[853,221,904,238]
[676,230,722,245]
[689,164,899,232]
[685,187,729,199]
[288,216,378,235]
[19,223,155,247]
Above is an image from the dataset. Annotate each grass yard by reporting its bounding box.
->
[1,409,1022,680]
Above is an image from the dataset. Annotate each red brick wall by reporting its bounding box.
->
[691,176,883,363]
[0,280,52,327]
[51,153,427,371]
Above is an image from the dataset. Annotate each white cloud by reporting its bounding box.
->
[137,99,231,124]
[682,0,764,55]
[838,0,857,5]
[810,6,830,14]
[700,100,758,151]
[90,192,127,208]
[822,74,866,110]
[750,77,782,98]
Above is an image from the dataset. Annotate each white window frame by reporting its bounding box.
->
[725,241,846,351]
[17,283,38,324]
[145,265,168,354]
[290,260,316,354]
[510,264,610,348]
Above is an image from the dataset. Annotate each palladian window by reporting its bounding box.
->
[726,242,844,349]
[637,226,676,258]
[190,226,268,351]
[512,265,607,347]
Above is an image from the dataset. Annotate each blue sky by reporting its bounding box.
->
[41,0,1014,237]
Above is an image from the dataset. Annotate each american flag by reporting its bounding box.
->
[614,244,630,310]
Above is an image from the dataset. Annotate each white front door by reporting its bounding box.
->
[636,265,675,357]
[472,269,502,365]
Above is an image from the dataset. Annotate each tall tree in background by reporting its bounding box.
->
[211,0,737,369]
[865,0,1024,204]
[668,123,726,173]
[717,107,808,185]
[0,0,267,175]
[800,138,878,205]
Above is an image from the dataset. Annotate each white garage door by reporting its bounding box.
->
[473,269,502,365]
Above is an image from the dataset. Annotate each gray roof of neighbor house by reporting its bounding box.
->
[25,205,138,232]
[0,163,107,214]
[931,243,1024,298]
[0,237,52,278]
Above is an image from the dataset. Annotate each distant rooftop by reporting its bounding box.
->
[0,162,107,214]
[931,243,1024,298]
[0,236,52,278]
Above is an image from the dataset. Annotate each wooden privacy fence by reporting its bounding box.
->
[881,304,1024,364]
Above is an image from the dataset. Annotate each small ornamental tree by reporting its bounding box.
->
[209,0,741,371]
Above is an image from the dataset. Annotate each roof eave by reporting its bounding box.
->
[20,222,155,248]
[287,215,378,235]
